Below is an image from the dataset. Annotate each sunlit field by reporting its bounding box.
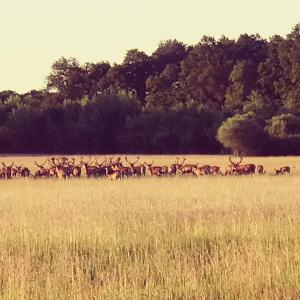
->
[0,155,299,299]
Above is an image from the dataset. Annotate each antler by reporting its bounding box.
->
[145,161,154,166]
[48,157,58,167]
[70,157,75,166]
[54,158,61,167]
[125,156,139,166]
[35,160,46,168]
[1,162,14,168]
[237,155,243,164]
[84,156,92,166]
[229,155,243,166]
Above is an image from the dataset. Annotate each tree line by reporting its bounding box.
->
[1,24,300,155]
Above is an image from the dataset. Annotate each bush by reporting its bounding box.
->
[216,112,268,155]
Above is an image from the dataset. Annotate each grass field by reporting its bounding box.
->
[0,155,299,299]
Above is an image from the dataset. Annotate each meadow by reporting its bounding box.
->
[0,155,299,299]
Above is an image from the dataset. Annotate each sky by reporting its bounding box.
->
[1,0,300,93]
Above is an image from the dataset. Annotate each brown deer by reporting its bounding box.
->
[94,158,109,177]
[275,166,290,175]
[192,165,210,177]
[105,164,122,180]
[1,162,14,179]
[145,161,168,176]
[48,157,73,179]
[257,165,266,174]
[170,158,186,175]
[125,156,146,176]
[12,165,31,178]
[82,158,101,178]
[34,161,51,178]
[226,156,256,175]
[69,158,82,178]
[177,159,198,175]
[208,165,223,175]
[111,158,132,178]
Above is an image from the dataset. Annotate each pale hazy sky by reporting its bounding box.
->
[1,0,300,93]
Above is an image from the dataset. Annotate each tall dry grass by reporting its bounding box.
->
[0,156,299,299]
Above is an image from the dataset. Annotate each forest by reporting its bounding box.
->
[1,24,300,155]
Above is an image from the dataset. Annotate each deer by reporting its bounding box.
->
[34,160,52,178]
[82,158,101,178]
[192,165,210,177]
[110,157,132,178]
[93,158,109,177]
[178,161,198,175]
[0,162,14,179]
[68,158,82,178]
[208,165,223,175]
[225,155,256,175]
[275,166,290,175]
[170,158,186,175]
[257,165,266,175]
[105,164,122,180]
[48,157,73,179]
[145,161,168,176]
[125,156,145,176]
[11,165,31,178]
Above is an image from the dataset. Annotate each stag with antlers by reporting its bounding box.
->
[145,161,168,176]
[47,157,74,179]
[177,159,198,175]
[34,161,52,178]
[0,162,14,179]
[81,158,101,178]
[169,158,186,175]
[11,165,31,178]
[125,156,145,176]
[225,155,256,175]
[105,164,123,180]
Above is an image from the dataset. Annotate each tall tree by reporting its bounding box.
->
[152,40,188,74]
[107,50,152,105]
[84,62,111,97]
[257,35,284,104]
[180,36,236,106]
[47,57,87,100]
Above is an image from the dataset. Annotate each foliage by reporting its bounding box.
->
[2,24,300,154]
[216,112,268,155]
[265,114,300,139]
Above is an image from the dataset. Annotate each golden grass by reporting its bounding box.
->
[0,155,299,299]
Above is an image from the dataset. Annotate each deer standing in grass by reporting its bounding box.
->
[125,157,145,176]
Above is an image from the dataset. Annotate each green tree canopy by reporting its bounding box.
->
[216,112,268,155]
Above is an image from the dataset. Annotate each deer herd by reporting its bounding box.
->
[0,155,292,180]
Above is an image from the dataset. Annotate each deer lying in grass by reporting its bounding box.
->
[225,155,256,175]
[275,166,290,175]
[257,165,266,174]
